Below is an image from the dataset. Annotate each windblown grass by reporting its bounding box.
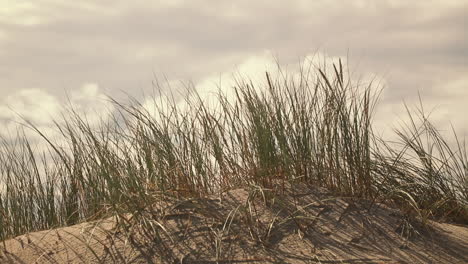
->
[0,60,466,244]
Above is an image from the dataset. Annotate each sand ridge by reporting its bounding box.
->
[2,184,467,263]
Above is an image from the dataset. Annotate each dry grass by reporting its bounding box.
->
[0,59,466,262]
[2,183,467,263]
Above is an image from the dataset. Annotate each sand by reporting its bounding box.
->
[2,184,467,263]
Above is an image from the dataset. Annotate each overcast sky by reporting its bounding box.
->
[1,0,467,139]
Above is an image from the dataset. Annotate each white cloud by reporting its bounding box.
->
[141,50,385,124]
[0,1,46,26]
[428,75,468,135]
[141,52,278,119]
[0,88,61,144]
[0,0,466,142]
[0,83,112,140]
[193,51,386,109]
[373,73,468,142]
[0,0,129,26]
[0,1,36,15]
[194,51,278,105]
[68,83,114,126]
[0,89,61,125]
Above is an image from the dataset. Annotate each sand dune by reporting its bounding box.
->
[2,184,467,263]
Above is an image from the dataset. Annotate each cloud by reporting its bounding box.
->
[67,82,114,125]
[193,51,279,104]
[0,89,60,125]
[0,83,112,141]
[425,75,468,135]
[142,51,388,125]
[0,1,59,26]
[174,49,465,142]
[141,51,279,118]
[373,73,468,141]
[0,0,466,139]
[1,0,465,97]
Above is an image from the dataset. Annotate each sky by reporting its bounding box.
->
[1,0,467,140]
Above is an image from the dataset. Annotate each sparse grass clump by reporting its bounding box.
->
[0,59,466,246]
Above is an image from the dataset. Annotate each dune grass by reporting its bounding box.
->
[0,60,466,243]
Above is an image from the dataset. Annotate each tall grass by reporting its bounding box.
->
[0,60,466,242]
[373,101,468,222]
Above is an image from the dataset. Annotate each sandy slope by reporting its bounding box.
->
[2,184,467,263]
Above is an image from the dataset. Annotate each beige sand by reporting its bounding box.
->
[2,184,467,263]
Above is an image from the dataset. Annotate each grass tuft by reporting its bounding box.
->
[0,59,466,245]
